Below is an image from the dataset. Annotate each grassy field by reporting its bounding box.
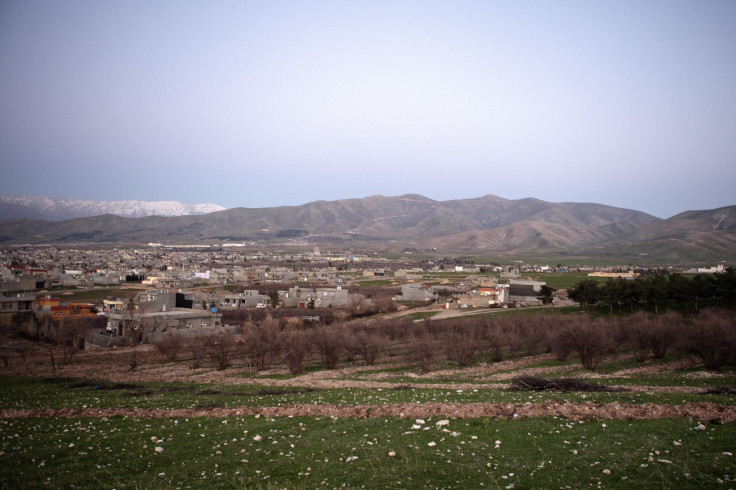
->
[2,344,736,489]
[2,413,734,489]
[519,271,608,290]
[3,304,736,489]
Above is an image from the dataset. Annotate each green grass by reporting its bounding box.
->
[3,376,734,412]
[519,272,609,290]
[2,415,734,489]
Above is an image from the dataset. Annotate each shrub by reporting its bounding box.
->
[686,309,736,371]
[551,316,609,370]
[55,318,87,364]
[282,329,311,374]
[407,326,437,372]
[187,337,206,369]
[445,323,481,367]
[623,312,655,363]
[344,326,385,366]
[154,332,183,362]
[206,333,234,371]
[518,315,548,356]
[650,311,682,359]
[238,318,282,371]
[312,326,343,370]
[483,320,505,362]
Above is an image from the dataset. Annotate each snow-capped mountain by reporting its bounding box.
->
[0,195,226,221]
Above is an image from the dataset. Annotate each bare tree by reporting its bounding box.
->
[206,333,234,371]
[686,309,736,371]
[312,326,343,370]
[55,318,85,364]
[154,332,183,362]
[123,297,146,347]
[351,329,385,366]
[282,329,311,374]
[187,337,206,369]
[445,323,481,367]
[407,325,437,372]
[484,321,506,362]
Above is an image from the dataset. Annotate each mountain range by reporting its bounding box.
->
[0,194,734,263]
[0,195,225,221]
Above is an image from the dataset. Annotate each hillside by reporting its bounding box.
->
[0,195,225,221]
[581,206,736,262]
[0,193,655,243]
[0,194,734,262]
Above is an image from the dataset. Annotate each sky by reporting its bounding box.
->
[1,1,735,219]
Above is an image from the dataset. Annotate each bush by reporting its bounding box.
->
[187,337,206,369]
[445,323,481,367]
[686,309,736,371]
[312,326,343,370]
[551,316,609,370]
[623,312,655,363]
[206,333,234,371]
[484,320,505,362]
[407,326,437,372]
[650,311,682,359]
[344,325,385,366]
[238,318,282,371]
[154,332,183,362]
[282,329,311,374]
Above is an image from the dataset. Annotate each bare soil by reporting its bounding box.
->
[2,401,735,422]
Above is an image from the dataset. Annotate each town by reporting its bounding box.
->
[0,244,729,351]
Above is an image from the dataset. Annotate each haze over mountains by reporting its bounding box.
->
[0,194,733,263]
[0,195,225,221]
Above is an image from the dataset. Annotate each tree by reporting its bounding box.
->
[123,297,145,346]
[568,280,601,312]
[640,275,668,314]
[536,285,556,305]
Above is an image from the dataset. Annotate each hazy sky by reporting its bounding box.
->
[1,1,735,218]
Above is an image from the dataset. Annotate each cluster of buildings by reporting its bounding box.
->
[2,245,728,349]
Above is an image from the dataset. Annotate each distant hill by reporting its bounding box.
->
[0,195,225,221]
[0,194,733,263]
[580,206,736,262]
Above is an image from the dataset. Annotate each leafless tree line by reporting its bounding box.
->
[151,308,736,374]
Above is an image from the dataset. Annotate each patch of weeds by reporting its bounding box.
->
[509,376,626,392]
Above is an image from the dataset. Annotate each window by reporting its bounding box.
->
[200,321,207,328]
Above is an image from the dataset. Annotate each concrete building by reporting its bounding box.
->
[97,308,225,346]
[508,279,546,303]
[220,290,271,309]
[0,294,35,314]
